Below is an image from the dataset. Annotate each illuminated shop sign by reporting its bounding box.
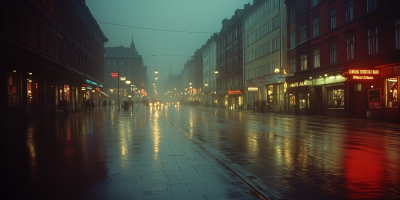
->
[86,79,98,85]
[353,76,374,80]
[348,69,379,75]
[111,72,118,78]
[228,90,243,95]
[248,87,258,91]
[87,86,92,90]
[289,81,305,87]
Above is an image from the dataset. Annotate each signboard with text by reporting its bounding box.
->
[347,69,380,81]
[111,72,118,78]
[228,90,243,95]
[247,87,258,91]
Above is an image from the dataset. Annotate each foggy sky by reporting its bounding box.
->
[86,0,252,82]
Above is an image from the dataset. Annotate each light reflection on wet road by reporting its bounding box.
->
[3,105,261,200]
[159,105,400,200]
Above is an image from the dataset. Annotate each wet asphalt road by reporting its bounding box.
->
[158,105,400,200]
[3,104,400,200]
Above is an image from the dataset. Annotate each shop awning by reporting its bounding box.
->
[98,90,110,98]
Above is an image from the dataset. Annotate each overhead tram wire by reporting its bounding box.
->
[97,21,215,34]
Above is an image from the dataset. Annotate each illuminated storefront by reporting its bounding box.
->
[378,65,400,122]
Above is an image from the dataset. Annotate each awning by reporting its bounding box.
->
[98,90,110,98]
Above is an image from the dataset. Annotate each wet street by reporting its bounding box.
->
[3,105,400,200]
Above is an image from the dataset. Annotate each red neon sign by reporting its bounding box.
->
[228,90,243,95]
[111,72,119,78]
[348,69,379,75]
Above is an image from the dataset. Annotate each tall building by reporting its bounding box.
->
[243,0,287,112]
[103,38,147,105]
[1,0,108,119]
[284,0,400,121]
[202,33,218,106]
[216,4,250,109]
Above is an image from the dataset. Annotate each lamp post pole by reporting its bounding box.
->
[131,85,133,108]
[118,67,121,111]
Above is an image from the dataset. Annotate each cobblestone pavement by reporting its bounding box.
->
[2,105,262,200]
[158,105,400,200]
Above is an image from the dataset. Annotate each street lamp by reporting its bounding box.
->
[155,69,158,74]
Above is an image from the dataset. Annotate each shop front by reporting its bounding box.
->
[227,89,243,110]
[245,74,286,112]
[378,65,400,122]
[343,69,382,119]
[286,73,347,117]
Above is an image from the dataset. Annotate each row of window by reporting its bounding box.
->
[245,60,280,80]
[245,15,280,48]
[294,26,382,72]
[244,0,280,31]
[245,37,280,64]
[1,1,103,82]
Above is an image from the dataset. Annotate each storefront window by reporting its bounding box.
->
[8,72,21,106]
[387,78,398,108]
[299,93,307,113]
[267,85,274,108]
[289,94,295,113]
[64,84,70,103]
[328,88,344,108]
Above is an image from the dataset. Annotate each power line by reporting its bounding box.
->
[97,21,215,34]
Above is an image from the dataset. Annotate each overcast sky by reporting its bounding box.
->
[86,0,252,82]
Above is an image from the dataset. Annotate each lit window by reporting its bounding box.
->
[300,53,307,71]
[328,88,344,108]
[346,36,354,60]
[386,78,398,108]
[313,48,320,68]
[368,27,379,55]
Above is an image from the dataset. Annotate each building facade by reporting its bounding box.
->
[104,38,147,106]
[216,4,250,109]
[284,0,400,121]
[243,0,287,112]
[2,0,108,119]
[202,34,218,106]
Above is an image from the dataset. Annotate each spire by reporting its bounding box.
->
[130,33,134,48]
[129,34,138,57]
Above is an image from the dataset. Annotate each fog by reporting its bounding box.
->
[86,0,252,83]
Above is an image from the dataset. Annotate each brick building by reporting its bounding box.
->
[284,0,400,121]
